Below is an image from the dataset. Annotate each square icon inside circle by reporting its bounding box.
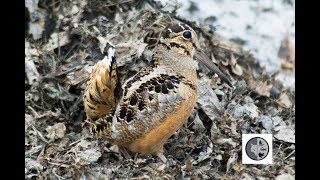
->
[242,134,272,164]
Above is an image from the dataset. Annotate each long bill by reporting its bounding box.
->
[195,50,233,87]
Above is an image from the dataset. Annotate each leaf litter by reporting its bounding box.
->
[25,0,295,179]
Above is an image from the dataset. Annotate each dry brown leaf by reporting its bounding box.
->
[232,64,243,76]
[230,53,243,76]
[277,93,292,108]
[157,164,166,172]
[184,158,193,172]
[281,60,294,70]
[255,81,272,97]
[278,34,295,71]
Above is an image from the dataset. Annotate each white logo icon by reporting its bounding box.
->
[242,134,272,164]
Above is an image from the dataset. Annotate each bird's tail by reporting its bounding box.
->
[83,47,119,120]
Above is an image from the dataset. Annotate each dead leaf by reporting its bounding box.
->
[44,83,76,101]
[193,143,213,165]
[278,34,295,71]
[274,126,295,143]
[25,158,44,172]
[257,115,273,131]
[25,114,35,131]
[157,164,166,172]
[192,113,206,131]
[275,173,295,180]
[230,53,243,76]
[233,97,259,119]
[184,158,193,172]
[25,58,40,85]
[210,121,220,139]
[44,31,70,52]
[273,116,285,127]
[109,145,120,153]
[77,149,102,165]
[197,76,223,120]
[66,64,92,86]
[240,173,254,180]
[25,41,40,57]
[26,0,47,40]
[97,35,110,53]
[216,138,237,148]
[25,42,40,85]
[25,145,43,157]
[281,60,294,70]
[226,150,238,173]
[115,39,148,67]
[76,139,92,149]
[134,158,146,164]
[255,81,272,97]
[277,93,292,108]
[45,123,67,142]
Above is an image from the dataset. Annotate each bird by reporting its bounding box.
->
[83,23,232,163]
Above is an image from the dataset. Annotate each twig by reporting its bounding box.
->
[27,106,40,118]
[48,161,70,168]
[275,143,282,156]
[31,125,49,143]
[284,150,295,160]
[68,139,81,147]
[52,167,66,180]
[29,99,49,111]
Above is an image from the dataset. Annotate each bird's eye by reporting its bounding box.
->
[182,31,192,40]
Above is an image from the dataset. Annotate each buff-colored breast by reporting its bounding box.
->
[126,82,197,155]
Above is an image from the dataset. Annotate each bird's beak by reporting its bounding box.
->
[194,49,233,87]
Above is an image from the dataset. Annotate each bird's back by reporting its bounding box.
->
[83,23,226,160]
[85,45,197,154]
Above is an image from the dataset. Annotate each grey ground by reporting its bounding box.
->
[25,0,295,179]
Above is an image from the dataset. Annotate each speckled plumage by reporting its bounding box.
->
[83,48,119,120]
[83,23,230,162]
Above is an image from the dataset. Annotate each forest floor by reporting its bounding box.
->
[25,0,295,179]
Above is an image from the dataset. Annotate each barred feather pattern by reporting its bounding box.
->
[86,65,196,145]
[83,48,118,120]
[83,24,204,157]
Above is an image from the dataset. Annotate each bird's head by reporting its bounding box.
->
[160,23,233,86]
[160,23,200,57]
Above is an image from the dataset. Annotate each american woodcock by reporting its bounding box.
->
[83,23,232,163]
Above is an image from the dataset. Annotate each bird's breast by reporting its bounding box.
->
[127,82,197,154]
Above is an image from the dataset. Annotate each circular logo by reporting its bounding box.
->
[245,137,269,161]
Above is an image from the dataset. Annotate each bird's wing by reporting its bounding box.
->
[86,71,195,143]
